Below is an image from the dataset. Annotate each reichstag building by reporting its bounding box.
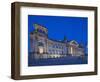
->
[30,24,84,59]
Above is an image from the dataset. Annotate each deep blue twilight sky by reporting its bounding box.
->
[28,15,88,52]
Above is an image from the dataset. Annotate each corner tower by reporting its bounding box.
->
[30,24,48,59]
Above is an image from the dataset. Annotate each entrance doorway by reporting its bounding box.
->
[39,47,44,54]
[38,41,44,54]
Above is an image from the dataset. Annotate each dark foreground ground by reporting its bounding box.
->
[28,55,88,66]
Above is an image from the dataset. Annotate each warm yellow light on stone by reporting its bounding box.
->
[39,47,43,54]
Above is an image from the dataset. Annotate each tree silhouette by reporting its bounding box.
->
[63,35,67,42]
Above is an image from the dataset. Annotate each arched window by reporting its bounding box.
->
[38,42,44,47]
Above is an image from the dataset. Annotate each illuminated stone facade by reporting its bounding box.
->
[30,24,84,59]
